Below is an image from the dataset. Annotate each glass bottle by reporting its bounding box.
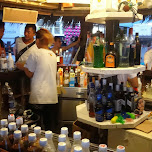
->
[34,126,41,147]
[69,67,75,87]
[101,79,107,106]
[45,131,56,152]
[1,50,7,72]
[64,67,69,87]
[8,122,16,144]
[61,127,71,152]
[1,119,8,128]
[0,128,11,151]
[39,138,52,152]
[16,117,23,130]
[8,92,17,114]
[21,124,29,149]
[81,138,90,152]
[11,130,25,152]
[56,50,60,65]
[59,49,63,64]
[116,145,125,152]
[57,142,66,152]
[71,131,81,152]
[27,133,39,152]
[99,144,107,152]
[74,146,82,152]
[7,52,14,71]
[8,114,15,123]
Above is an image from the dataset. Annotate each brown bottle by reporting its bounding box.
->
[21,124,29,149]
[0,128,11,151]
[11,130,25,152]
[8,122,16,144]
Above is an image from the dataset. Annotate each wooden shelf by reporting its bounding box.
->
[85,12,143,24]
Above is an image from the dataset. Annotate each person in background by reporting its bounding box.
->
[14,24,37,62]
[16,28,58,131]
[0,20,6,56]
[51,36,80,54]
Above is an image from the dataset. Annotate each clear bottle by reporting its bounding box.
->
[0,128,11,151]
[16,116,23,130]
[99,144,107,152]
[74,146,82,152]
[34,126,41,147]
[45,131,56,152]
[11,130,25,152]
[71,131,81,152]
[8,114,15,123]
[116,145,125,152]
[27,133,39,152]
[61,127,71,152]
[1,50,7,72]
[64,67,69,87]
[21,124,29,149]
[81,139,90,152]
[57,142,66,152]
[8,92,16,114]
[8,122,16,144]
[1,119,8,128]
[40,138,52,152]
[7,52,14,71]
[69,67,75,87]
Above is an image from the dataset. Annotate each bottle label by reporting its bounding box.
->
[56,56,60,62]
[1,59,7,70]
[95,110,104,122]
[121,99,126,106]
[127,99,132,107]
[114,99,122,112]
[105,55,115,68]
[102,95,106,105]
[64,79,69,85]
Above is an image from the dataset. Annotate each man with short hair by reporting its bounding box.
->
[15,24,38,62]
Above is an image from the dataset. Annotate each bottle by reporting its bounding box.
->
[0,128,11,151]
[61,127,71,152]
[2,82,9,109]
[134,33,141,65]
[56,50,60,65]
[81,138,90,152]
[8,122,16,144]
[99,144,107,152]
[16,117,23,130]
[59,49,63,64]
[58,68,63,87]
[45,131,56,152]
[11,130,25,152]
[27,133,39,152]
[80,71,85,88]
[5,82,12,94]
[57,142,66,152]
[40,138,52,152]
[1,119,8,128]
[101,79,107,106]
[69,67,75,87]
[87,76,92,111]
[8,92,16,114]
[1,50,7,72]
[77,69,81,87]
[121,87,127,112]
[105,42,117,68]
[7,52,14,71]
[129,28,135,67]
[34,126,41,147]
[58,134,66,143]
[21,124,29,149]
[95,76,100,95]
[74,146,82,152]
[71,131,81,152]
[88,82,95,118]
[116,145,125,152]
[8,114,15,123]
[75,68,78,87]
[64,67,69,87]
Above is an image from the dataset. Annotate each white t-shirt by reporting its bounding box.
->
[25,49,58,104]
[117,74,137,86]
[15,37,38,62]
[144,49,152,70]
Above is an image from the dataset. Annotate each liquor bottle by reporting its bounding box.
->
[8,114,15,123]
[69,67,75,87]
[27,133,39,152]
[11,130,25,152]
[82,138,90,152]
[34,126,41,147]
[21,124,29,149]
[64,67,69,87]
[105,42,117,68]
[1,50,7,72]
[88,82,96,117]
[134,33,141,65]
[57,142,66,152]
[56,50,60,65]
[8,92,17,114]
[116,145,125,152]
[45,131,56,152]
[74,146,82,152]
[95,76,100,95]
[39,138,52,152]
[58,68,63,87]
[121,87,127,112]
[87,76,92,111]
[99,144,107,152]
[80,71,85,88]
[59,49,63,64]
[129,28,135,67]
[8,122,16,144]
[1,119,8,128]
[77,68,81,87]
[101,79,107,106]
[75,68,78,87]
[71,131,81,152]
[0,128,11,151]
[16,117,23,130]
[7,52,14,71]
[61,127,71,152]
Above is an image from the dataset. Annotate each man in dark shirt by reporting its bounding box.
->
[0,20,5,55]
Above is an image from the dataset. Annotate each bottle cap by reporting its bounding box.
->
[58,142,66,151]
[8,122,16,131]
[16,117,23,125]
[117,145,125,152]
[82,138,90,148]
[39,138,47,147]
[14,130,22,139]
[45,130,53,139]
[73,131,81,140]
[0,128,8,136]
[34,126,41,134]
[74,146,82,152]
[8,114,15,122]
[28,133,36,142]
[21,124,28,133]
[109,83,113,90]
[1,119,8,127]
[99,144,107,152]
[61,127,68,135]
[116,85,120,92]
[58,134,66,142]
[102,79,107,85]
[128,87,133,92]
